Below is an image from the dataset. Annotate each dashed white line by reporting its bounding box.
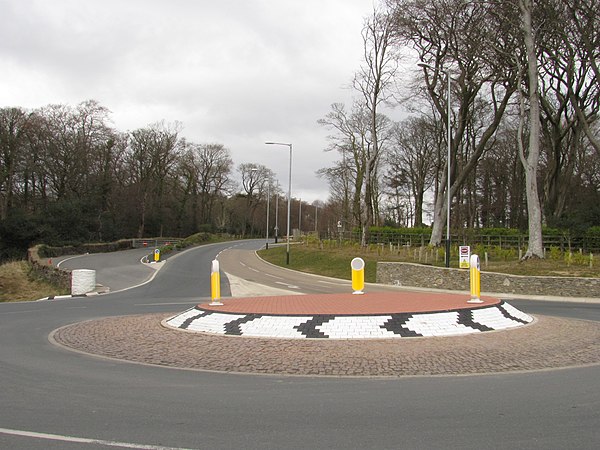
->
[264,273,284,280]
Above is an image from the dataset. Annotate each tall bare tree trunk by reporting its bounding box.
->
[519,0,544,259]
[429,168,448,246]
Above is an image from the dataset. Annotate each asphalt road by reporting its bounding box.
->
[1,239,599,449]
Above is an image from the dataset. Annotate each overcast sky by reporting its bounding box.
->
[0,0,382,203]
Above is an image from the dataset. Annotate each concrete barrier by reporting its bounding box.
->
[71,269,96,296]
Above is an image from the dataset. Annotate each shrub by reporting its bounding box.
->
[548,246,563,260]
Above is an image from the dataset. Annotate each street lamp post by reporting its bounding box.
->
[299,198,302,234]
[265,182,270,250]
[274,194,279,244]
[418,62,452,268]
[265,142,292,265]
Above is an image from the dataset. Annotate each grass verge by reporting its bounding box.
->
[0,260,67,302]
[259,245,376,282]
[258,241,600,281]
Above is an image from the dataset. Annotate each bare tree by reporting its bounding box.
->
[175,142,233,233]
[238,163,275,236]
[386,116,437,227]
[528,0,599,226]
[565,0,600,153]
[477,125,526,229]
[0,107,30,220]
[391,0,518,247]
[318,102,372,229]
[125,121,182,237]
[196,144,233,226]
[516,0,544,258]
[353,7,400,245]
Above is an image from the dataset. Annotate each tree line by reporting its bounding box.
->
[318,0,599,258]
[2,0,598,261]
[0,100,331,260]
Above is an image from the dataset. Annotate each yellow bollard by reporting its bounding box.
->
[209,259,223,305]
[468,254,483,303]
[351,257,365,295]
[153,248,160,262]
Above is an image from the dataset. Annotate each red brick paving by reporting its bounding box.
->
[201,292,499,315]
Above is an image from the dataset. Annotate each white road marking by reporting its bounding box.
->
[264,273,284,279]
[275,281,300,289]
[135,302,200,306]
[0,427,193,450]
[55,254,90,268]
[0,309,42,315]
[317,280,349,286]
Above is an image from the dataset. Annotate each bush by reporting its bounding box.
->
[548,246,562,260]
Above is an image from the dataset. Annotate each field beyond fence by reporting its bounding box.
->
[321,227,600,254]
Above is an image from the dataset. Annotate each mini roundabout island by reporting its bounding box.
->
[52,286,600,377]
[165,292,531,339]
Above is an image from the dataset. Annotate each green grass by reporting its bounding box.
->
[259,241,600,280]
[0,261,67,302]
[259,245,377,282]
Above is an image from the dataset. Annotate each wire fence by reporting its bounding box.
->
[321,230,600,253]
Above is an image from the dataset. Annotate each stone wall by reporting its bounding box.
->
[27,245,71,291]
[377,261,600,298]
[27,239,134,292]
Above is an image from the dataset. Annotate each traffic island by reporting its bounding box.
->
[51,312,600,377]
[164,292,532,339]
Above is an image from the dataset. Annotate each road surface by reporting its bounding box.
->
[1,239,599,449]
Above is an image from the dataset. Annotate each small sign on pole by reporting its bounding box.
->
[459,245,470,269]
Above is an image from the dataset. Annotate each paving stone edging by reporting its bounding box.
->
[50,313,600,377]
[377,261,600,298]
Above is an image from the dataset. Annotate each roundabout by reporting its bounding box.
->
[165,292,531,339]
[5,240,600,449]
[51,291,600,377]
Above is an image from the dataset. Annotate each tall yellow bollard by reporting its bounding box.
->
[351,257,365,295]
[468,254,483,303]
[209,259,223,306]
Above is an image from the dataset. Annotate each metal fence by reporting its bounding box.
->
[323,230,600,253]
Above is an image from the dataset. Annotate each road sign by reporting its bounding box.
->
[459,245,470,269]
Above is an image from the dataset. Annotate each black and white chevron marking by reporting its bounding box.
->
[165,301,533,339]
